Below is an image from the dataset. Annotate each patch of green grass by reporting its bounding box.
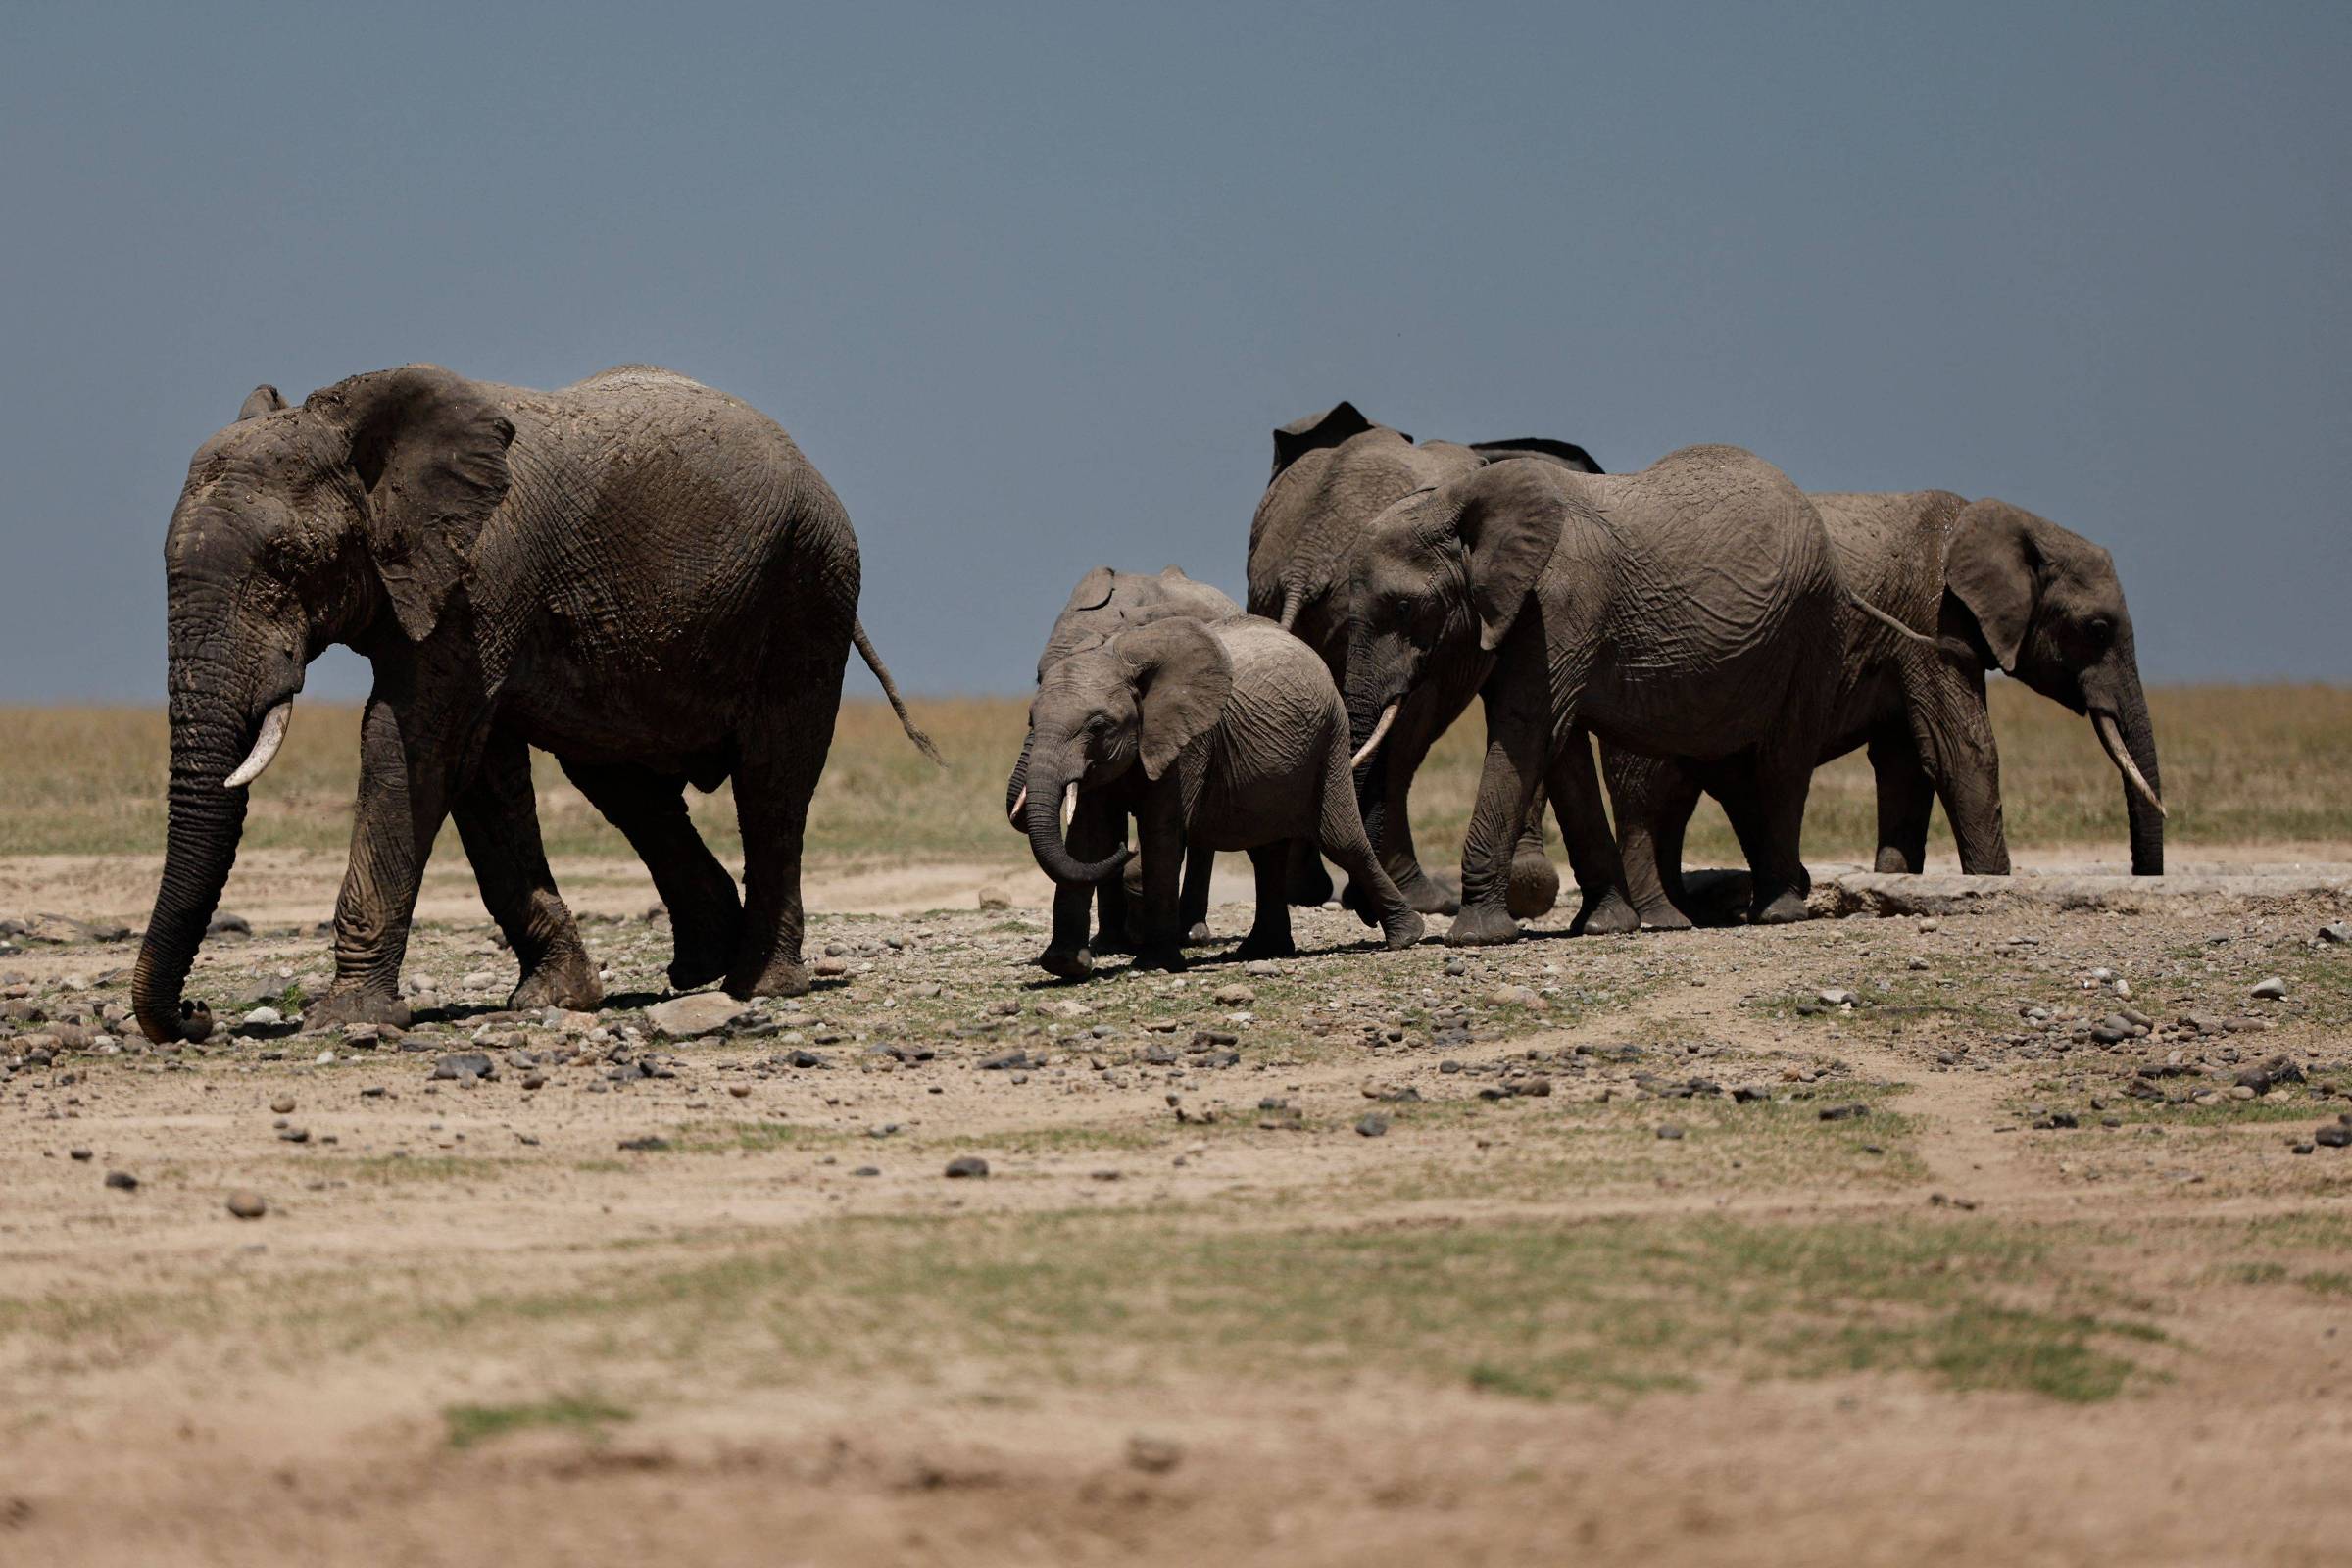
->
[443,1394,632,1449]
[408,1208,2155,1405]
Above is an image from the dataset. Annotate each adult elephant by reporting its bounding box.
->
[1603,494,2165,925]
[1247,401,1603,921]
[131,364,937,1045]
[1347,448,1842,946]
[1004,565,1238,968]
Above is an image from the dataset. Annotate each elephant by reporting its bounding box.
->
[1602,493,2165,925]
[1022,614,1425,975]
[130,364,938,1045]
[1246,401,1603,920]
[1346,446,1844,947]
[1004,565,1239,963]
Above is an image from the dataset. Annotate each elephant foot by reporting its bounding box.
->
[513,943,604,1012]
[1090,925,1136,956]
[1397,869,1463,917]
[1287,860,1336,909]
[1505,854,1561,920]
[1446,903,1522,948]
[665,916,740,993]
[309,986,412,1032]
[1127,945,1188,974]
[1234,929,1298,962]
[1751,888,1813,925]
[1379,909,1427,951]
[1569,888,1642,937]
[1874,847,1922,874]
[1185,921,1215,946]
[1037,945,1096,981]
[1636,900,1694,932]
[725,953,810,1000]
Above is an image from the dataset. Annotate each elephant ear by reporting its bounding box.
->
[1446,461,1567,653]
[1943,500,2040,673]
[237,385,286,421]
[1063,565,1118,614]
[1115,617,1233,781]
[1470,437,1604,474]
[1271,401,1393,480]
[314,366,515,642]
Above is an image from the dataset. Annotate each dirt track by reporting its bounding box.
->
[5,856,2351,1566]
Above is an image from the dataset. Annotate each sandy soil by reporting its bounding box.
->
[4,856,2351,1566]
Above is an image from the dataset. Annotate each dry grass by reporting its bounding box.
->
[1,682,2344,865]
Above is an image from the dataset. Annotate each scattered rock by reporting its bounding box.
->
[645,993,746,1038]
[104,1170,138,1192]
[1213,984,1256,1006]
[430,1052,496,1083]
[270,1096,296,1115]
[1355,1113,1389,1138]
[1818,1102,1870,1122]
[242,1005,282,1028]
[225,1190,268,1220]
[1655,1125,1686,1140]
[1126,1435,1183,1474]
[617,1135,672,1152]
[945,1156,990,1179]
[2249,976,2287,1001]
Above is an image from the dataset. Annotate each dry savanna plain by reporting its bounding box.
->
[4,684,2352,1566]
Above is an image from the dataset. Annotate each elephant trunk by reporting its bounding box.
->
[1024,760,1129,886]
[132,678,256,1043]
[2108,661,2164,876]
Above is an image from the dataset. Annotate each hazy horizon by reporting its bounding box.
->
[3,3,2346,702]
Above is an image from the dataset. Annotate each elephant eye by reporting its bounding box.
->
[2084,616,2114,645]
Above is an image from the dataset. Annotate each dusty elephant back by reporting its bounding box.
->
[1571,445,1839,755]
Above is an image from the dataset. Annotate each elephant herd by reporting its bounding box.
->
[128,366,2163,1041]
[1008,400,2164,980]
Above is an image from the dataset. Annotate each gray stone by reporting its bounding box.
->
[645,993,747,1038]
[2250,977,2287,1001]
[430,1052,496,1082]
[944,1155,990,1178]
[226,1190,267,1220]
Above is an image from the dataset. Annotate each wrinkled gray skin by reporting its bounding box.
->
[1604,494,2164,925]
[1247,402,1603,920]
[132,365,937,1045]
[1346,447,1843,947]
[1023,615,1424,977]
[1004,565,1239,960]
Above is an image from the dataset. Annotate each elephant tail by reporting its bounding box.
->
[853,619,946,765]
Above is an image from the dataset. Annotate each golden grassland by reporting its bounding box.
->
[1,682,2346,865]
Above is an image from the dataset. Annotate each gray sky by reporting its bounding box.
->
[2,2,2345,701]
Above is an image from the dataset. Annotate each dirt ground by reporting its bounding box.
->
[5,851,2352,1567]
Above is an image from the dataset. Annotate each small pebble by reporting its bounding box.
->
[226,1190,268,1220]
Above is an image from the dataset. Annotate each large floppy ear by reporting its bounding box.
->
[1446,461,1567,653]
[1470,436,1604,474]
[1943,500,2039,673]
[311,366,515,641]
[1114,617,1234,781]
[1063,565,1118,614]
[1271,401,1385,480]
[237,385,286,421]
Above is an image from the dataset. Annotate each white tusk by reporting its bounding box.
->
[223,700,291,789]
[2092,712,2166,820]
[1061,782,1078,830]
[1351,701,1399,769]
[1008,784,1028,826]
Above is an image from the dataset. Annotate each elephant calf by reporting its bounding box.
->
[1022,614,1425,975]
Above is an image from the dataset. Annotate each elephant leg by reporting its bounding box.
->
[1091,819,1137,955]
[1041,793,1122,980]
[1603,747,1697,930]
[1545,731,1639,936]
[1284,837,1335,908]
[1868,729,1936,874]
[559,757,741,992]
[1449,641,1554,948]
[1236,845,1297,960]
[1126,793,1189,972]
[1182,839,1216,944]
[455,730,601,1011]
[1316,734,1425,953]
[1742,747,1818,925]
[311,692,453,1030]
[1377,685,1464,916]
[724,682,842,1000]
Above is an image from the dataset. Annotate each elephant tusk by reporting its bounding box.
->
[1008,785,1028,826]
[1062,781,1078,830]
[1846,589,1938,648]
[2093,712,2166,819]
[223,700,291,789]
[1351,701,1399,769]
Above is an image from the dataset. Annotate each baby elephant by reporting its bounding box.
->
[1020,614,1425,975]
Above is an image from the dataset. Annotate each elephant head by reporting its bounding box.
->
[131,366,516,1043]
[1004,565,1236,826]
[1941,500,2165,874]
[1343,462,1564,847]
[1020,618,1232,886]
